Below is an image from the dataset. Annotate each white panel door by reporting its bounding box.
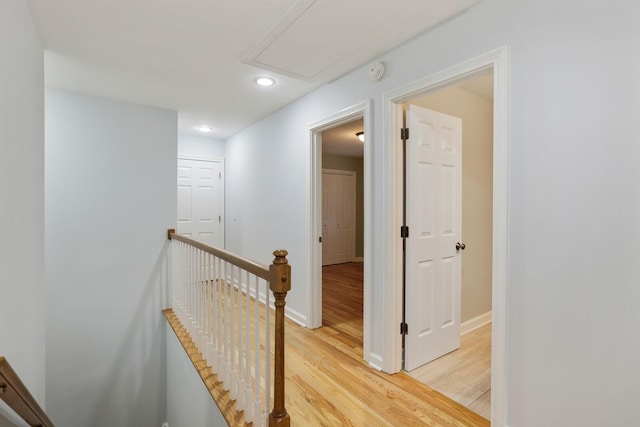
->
[177,158,224,247]
[322,169,355,266]
[404,105,462,371]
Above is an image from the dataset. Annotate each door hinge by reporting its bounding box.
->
[400,127,409,140]
[319,236,322,243]
[401,225,409,238]
[400,322,409,335]
[218,215,221,222]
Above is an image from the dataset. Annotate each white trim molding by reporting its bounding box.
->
[381,46,509,427]
[307,101,375,366]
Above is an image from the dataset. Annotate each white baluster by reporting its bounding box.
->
[237,267,245,411]
[223,261,231,387]
[186,246,192,336]
[216,257,224,380]
[181,242,187,326]
[195,249,200,349]
[213,257,222,374]
[181,243,187,330]
[253,275,261,424]
[264,278,271,424]
[199,249,205,352]
[244,270,251,413]
[207,253,213,367]
[200,249,205,352]
[191,246,196,338]
[230,264,237,400]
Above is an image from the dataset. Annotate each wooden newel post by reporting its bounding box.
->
[269,249,291,427]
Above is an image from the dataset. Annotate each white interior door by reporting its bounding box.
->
[322,169,355,266]
[404,105,462,371]
[177,157,224,247]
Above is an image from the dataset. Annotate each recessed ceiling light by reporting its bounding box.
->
[197,126,213,133]
[254,77,276,87]
[356,131,365,142]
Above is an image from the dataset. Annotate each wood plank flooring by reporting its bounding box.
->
[318,262,489,426]
[406,323,492,420]
[165,262,489,426]
[322,262,491,422]
[322,262,364,350]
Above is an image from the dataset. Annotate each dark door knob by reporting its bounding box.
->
[456,242,466,251]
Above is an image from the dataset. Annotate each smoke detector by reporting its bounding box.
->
[368,62,385,82]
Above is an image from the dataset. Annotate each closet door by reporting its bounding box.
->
[322,169,355,266]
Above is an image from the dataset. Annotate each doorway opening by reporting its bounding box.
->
[321,118,365,352]
[309,101,375,365]
[402,72,494,421]
[382,46,508,425]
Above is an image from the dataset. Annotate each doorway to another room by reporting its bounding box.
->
[401,72,494,421]
[320,118,365,354]
[309,101,373,365]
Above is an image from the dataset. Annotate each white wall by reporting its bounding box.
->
[411,85,493,323]
[178,134,225,159]
[45,90,176,427]
[225,0,640,425]
[0,0,45,421]
[166,328,226,427]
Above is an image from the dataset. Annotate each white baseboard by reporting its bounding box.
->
[366,353,383,371]
[461,311,492,335]
[352,256,364,262]
[285,306,307,327]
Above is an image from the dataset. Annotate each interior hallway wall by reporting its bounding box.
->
[0,1,45,421]
[224,0,640,425]
[178,133,225,159]
[411,84,493,324]
[166,327,226,427]
[45,90,177,427]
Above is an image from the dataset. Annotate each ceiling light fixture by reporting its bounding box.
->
[356,131,365,142]
[197,126,213,133]
[254,77,276,87]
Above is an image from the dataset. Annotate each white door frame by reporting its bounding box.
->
[382,46,509,425]
[308,100,374,363]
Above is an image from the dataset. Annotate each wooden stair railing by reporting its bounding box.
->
[0,357,54,427]
[167,229,291,427]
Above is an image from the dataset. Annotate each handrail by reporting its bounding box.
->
[0,357,54,427]
[167,229,290,426]
[168,229,271,280]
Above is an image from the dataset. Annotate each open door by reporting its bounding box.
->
[404,105,462,371]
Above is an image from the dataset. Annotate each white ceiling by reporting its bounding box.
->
[27,0,479,139]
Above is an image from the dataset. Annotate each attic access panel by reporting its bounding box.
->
[242,0,480,82]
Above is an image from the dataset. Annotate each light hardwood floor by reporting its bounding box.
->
[406,323,492,420]
[166,262,489,426]
[322,262,491,421]
[320,262,489,425]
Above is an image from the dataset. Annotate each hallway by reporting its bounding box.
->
[322,262,491,421]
